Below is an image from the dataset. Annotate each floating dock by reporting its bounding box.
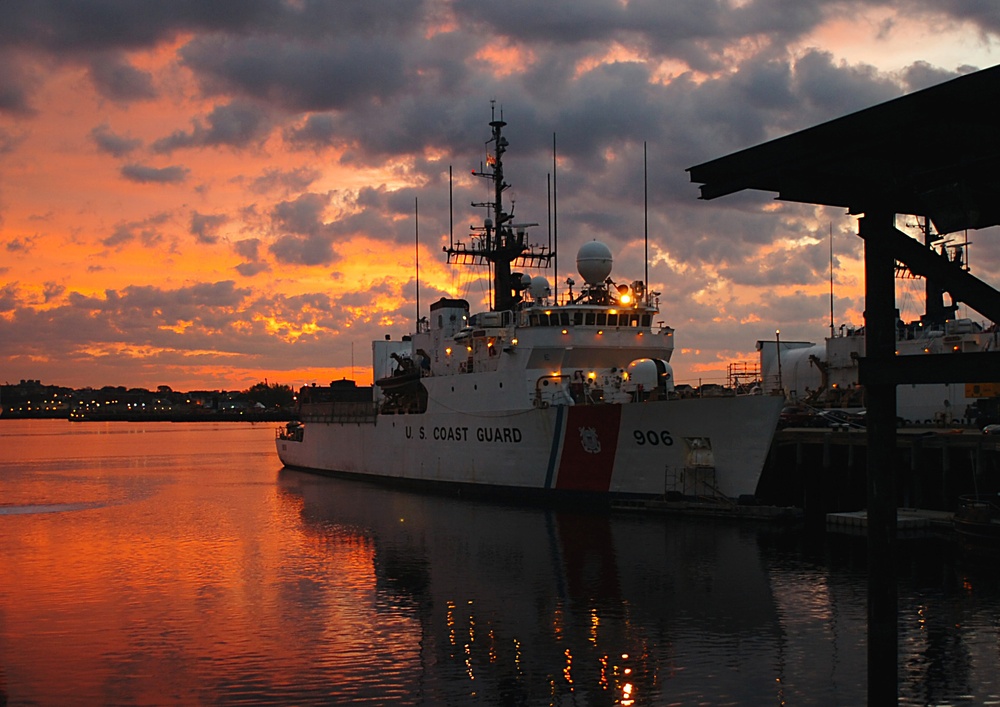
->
[825,508,954,537]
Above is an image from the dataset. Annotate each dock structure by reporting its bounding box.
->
[762,427,1000,515]
[688,65,1000,705]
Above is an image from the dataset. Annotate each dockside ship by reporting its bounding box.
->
[758,224,999,427]
[277,114,784,500]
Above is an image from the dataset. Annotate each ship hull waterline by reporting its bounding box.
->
[277,395,784,501]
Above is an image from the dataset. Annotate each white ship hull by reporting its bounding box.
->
[277,395,783,499]
[278,115,784,501]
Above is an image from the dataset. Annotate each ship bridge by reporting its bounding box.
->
[688,63,1000,705]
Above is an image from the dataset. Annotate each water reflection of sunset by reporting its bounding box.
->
[4,421,1000,703]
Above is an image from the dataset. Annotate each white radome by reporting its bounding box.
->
[576,241,613,285]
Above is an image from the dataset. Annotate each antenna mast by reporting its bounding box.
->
[829,223,834,338]
[415,197,420,328]
[644,141,649,294]
[444,104,553,312]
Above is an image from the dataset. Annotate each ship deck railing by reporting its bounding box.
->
[297,401,378,423]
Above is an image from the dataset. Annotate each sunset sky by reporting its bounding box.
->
[2,1,999,392]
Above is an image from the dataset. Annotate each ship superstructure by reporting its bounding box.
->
[278,113,783,500]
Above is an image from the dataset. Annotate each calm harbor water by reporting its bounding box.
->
[2,419,999,705]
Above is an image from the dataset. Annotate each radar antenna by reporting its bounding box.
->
[444,109,554,312]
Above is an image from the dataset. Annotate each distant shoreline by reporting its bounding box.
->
[2,411,296,423]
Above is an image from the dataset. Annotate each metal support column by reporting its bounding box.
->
[859,212,898,704]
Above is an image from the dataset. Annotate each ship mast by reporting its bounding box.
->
[445,104,554,312]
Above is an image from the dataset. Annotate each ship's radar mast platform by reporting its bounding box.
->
[445,107,553,312]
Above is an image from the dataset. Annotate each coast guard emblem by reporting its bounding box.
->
[579,426,601,454]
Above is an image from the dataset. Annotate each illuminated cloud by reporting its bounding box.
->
[0,0,996,389]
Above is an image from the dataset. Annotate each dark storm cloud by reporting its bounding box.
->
[0,50,38,116]
[269,233,337,267]
[248,167,320,195]
[91,123,142,157]
[449,0,824,71]
[267,192,339,266]
[0,283,20,312]
[66,281,251,330]
[102,214,171,249]
[190,212,227,244]
[0,127,23,154]
[0,280,271,379]
[235,261,270,277]
[913,0,1000,33]
[180,36,409,113]
[233,238,270,277]
[900,61,976,90]
[234,238,261,260]
[43,282,66,303]
[88,53,156,101]
[0,0,279,53]
[152,101,272,153]
[0,279,403,379]
[718,240,840,287]
[6,236,36,253]
[271,192,329,235]
[788,50,901,120]
[121,163,190,184]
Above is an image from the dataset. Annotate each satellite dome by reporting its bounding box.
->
[576,241,613,286]
[529,276,551,300]
[623,358,675,394]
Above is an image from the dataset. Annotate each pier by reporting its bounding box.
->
[688,64,1000,703]
[760,427,1000,516]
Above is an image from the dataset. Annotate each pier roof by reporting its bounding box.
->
[687,64,1000,236]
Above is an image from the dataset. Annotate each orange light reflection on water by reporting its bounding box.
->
[0,422,422,704]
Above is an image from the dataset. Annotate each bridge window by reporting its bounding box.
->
[597,313,607,326]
